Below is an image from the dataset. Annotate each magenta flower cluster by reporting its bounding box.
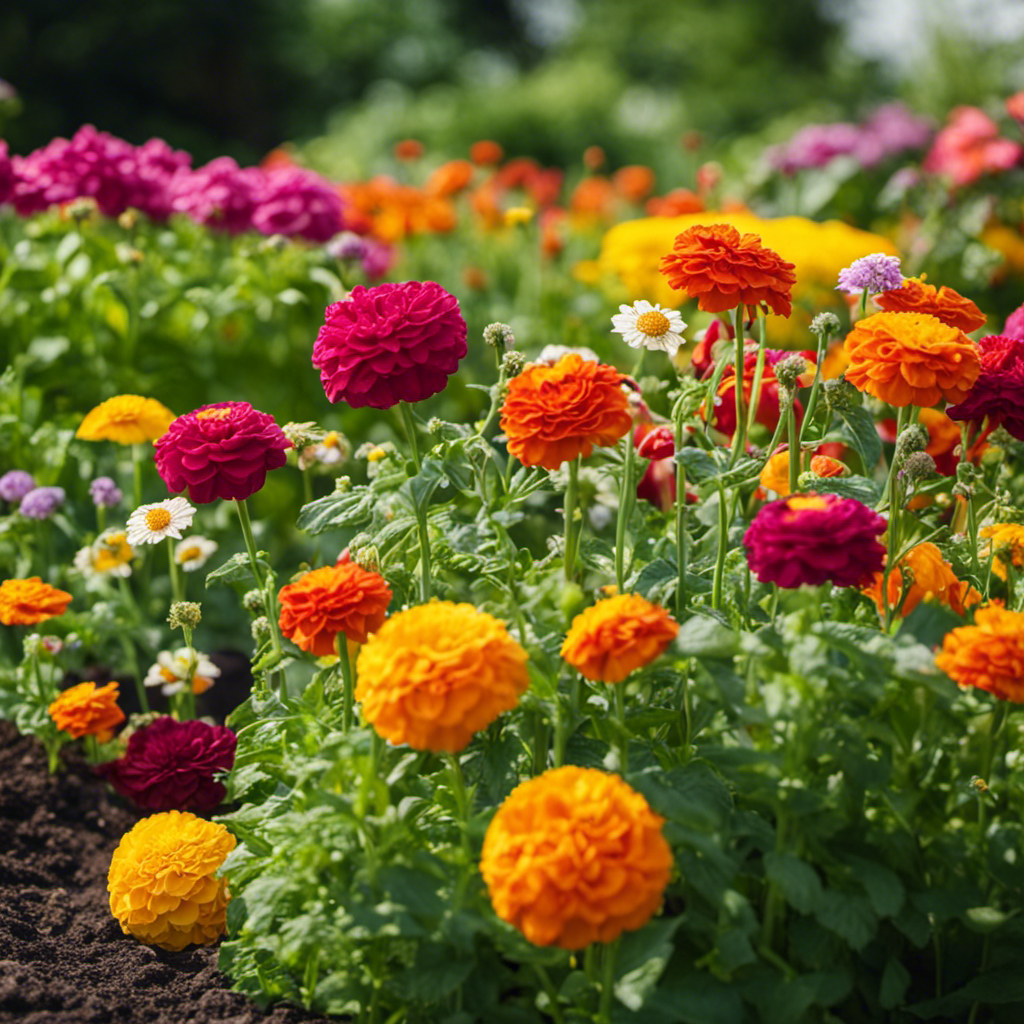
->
[3,125,347,243]
[767,103,933,175]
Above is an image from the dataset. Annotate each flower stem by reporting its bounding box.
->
[335,632,354,733]
[614,432,635,593]
[787,397,800,496]
[711,479,730,611]
[674,401,688,618]
[728,304,747,468]
[167,536,183,605]
[131,444,144,510]
[799,324,832,446]
[564,457,581,582]
[414,503,432,604]
[598,939,619,1024]
[960,424,981,574]
[445,752,473,908]
[399,401,422,473]
[613,682,629,774]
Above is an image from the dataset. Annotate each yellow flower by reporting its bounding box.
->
[107,811,235,951]
[593,211,898,345]
[77,395,176,444]
[980,523,1024,581]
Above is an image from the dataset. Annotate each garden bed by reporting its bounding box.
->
[0,720,331,1024]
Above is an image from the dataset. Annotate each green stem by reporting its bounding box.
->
[357,729,382,818]
[598,939,619,1024]
[399,401,422,473]
[564,457,581,582]
[180,624,197,720]
[336,632,354,733]
[167,536,184,605]
[445,752,473,908]
[674,403,688,618]
[132,444,144,510]
[711,479,729,611]
[728,304,747,468]
[532,965,566,1024]
[799,325,832,446]
[615,432,635,593]
[859,286,869,320]
[961,424,981,574]
[613,682,629,774]
[787,397,800,496]
[680,666,692,759]
[414,503,432,604]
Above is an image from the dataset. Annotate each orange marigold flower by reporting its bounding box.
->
[500,353,632,470]
[980,523,1024,581]
[936,605,1024,701]
[659,223,796,317]
[480,766,673,949]
[875,277,987,333]
[0,576,72,626]
[278,563,392,656]
[843,312,981,407]
[562,595,678,684]
[426,159,475,197]
[470,140,504,166]
[49,681,125,741]
[612,165,656,203]
[393,139,424,161]
[863,541,982,620]
[76,395,176,444]
[809,454,847,478]
[355,600,529,753]
[108,810,235,951]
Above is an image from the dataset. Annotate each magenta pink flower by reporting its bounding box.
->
[313,281,468,409]
[0,140,13,205]
[154,401,292,504]
[743,493,886,589]
[946,335,1024,441]
[170,157,265,233]
[96,716,236,813]
[252,167,344,243]
[923,106,1022,187]
[1004,302,1024,342]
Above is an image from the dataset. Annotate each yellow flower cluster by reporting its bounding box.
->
[108,811,236,951]
[586,211,898,345]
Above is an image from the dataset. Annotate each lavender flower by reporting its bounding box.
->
[19,486,66,519]
[326,231,368,262]
[836,253,903,295]
[89,476,123,508]
[0,469,35,502]
[361,238,394,279]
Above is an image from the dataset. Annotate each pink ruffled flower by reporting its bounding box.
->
[743,493,887,589]
[252,166,345,242]
[946,335,1024,441]
[313,281,468,409]
[1004,302,1024,341]
[154,401,292,504]
[96,716,236,812]
[0,140,13,205]
[170,157,265,233]
[924,106,1022,187]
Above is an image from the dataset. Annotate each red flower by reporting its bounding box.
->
[313,281,468,409]
[155,401,291,503]
[923,106,1022,187]
[96,716,236,813]
[636,424,674,461]
[946,335,1024,441]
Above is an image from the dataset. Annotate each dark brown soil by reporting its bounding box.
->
[0,720,335,1024]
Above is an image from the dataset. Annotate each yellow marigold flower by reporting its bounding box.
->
[355,600,529,752]
[108,811,236,951]
[936,605,1024,702]
[76,395,176,444]
[759,450,792,497]
[0,576,72,626]
[481,766,673,949]
[49,681,125,741]
[561,594,678,683]
[504,206,534,227]
[980,523,1024,581]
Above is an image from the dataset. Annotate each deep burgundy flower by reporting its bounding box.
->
[946,335,1024,441]
[636,424,674,461]
[743,493,886,589]
[252,166,345,242]
[170,157,265,233]
[96,716,236,812]
[313,281,468,409]
[0,140,13,205]
[154,401,292,504]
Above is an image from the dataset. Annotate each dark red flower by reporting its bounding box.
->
[636,425,674,461]
[946,335,1024,441]
[690,318,734,379]
[155,401,292,503]
[743,493,887,589]
[96,716,236,813]
[313,281,468,409]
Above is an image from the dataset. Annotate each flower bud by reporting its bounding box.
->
[894,424,929,464]
[810,312,841,337]
[898,451,936,485]
[484,322,515,351]
[251,616,271,642]
[823,376,858,412]
[334,475,352,493]
[168,601,202,630]
[23,633,43,658]
[280,420,323,449]
[352,545,380,573]
[774,355,808,391]
[242,589,265,614]
[501,349,526,378]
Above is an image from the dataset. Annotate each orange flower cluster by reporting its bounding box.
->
[863,542,982,619]
[278,563,392,656]
[49,681,125,741]
[843,312,981,407]
[660,223,796,316]
[980,523,1024,581]
[480,766,673,949]
[561,594,678,683]
[340,177,458,244]
[0,577,72,626]
[758,450,846,497]
[936,605,1024,701]
[355,601,529,753]
[500,354,632,470]
[76,395,176,444]
[108,811,236,950]
[875,277,987,333]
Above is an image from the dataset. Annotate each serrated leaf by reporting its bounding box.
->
[676,447,721,482]
[297,487,374,534]
[835,405,882,472]
[765,852,823,914]
[809,474,882,505]
[206,551,270,587]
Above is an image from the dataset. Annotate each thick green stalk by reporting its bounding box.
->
[131,444,144,510]
[598,940,619,1024]
[613,682,629,774]
[711,480,730,612]
[399,401,422,473]
[335,632,355,733]
[167,536,184,605]
[615,432,635,592]
[787,397,800,496]
[728,304,747,467]
[564,457,581,582]
[674,406,688,617]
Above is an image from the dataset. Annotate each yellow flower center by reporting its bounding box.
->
[145,508,173,531]
[635,310,671,337]
[787,495,828,512]
[367,447,387,463]
[178,545,202,563]
[94,538,133,572]
[324,432,339,448]
[196,407,232,421]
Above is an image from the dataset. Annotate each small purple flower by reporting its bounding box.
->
[89,476,123,508]
[0,469,35,503]
[361,238,394,279]
[836,253,903,295]
[19,486,66,520]
[326,231,368,262]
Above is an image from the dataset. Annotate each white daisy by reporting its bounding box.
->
[125,497,196,546]
[611,300,686,356]
[298,430,351,470]
[73,528,135,583]
[144,647,221,696]
[173,535,219,572]
[535,344,600,365]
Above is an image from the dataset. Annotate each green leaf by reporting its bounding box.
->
[390,945,475,1002]
[962,906,1012,933]
[614,919,681,1011]
[814,890,876,950]
[907,969,1024,1018]
[879,956,911,1010]
[808,474,882,505]
[675,614,739,658]
[206,551,270,587]
[835,404,882,471]
[844,857,904,918]
[764,852,823,914]
[297,487,374,534]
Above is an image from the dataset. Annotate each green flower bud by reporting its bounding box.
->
[168,601,202,630]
